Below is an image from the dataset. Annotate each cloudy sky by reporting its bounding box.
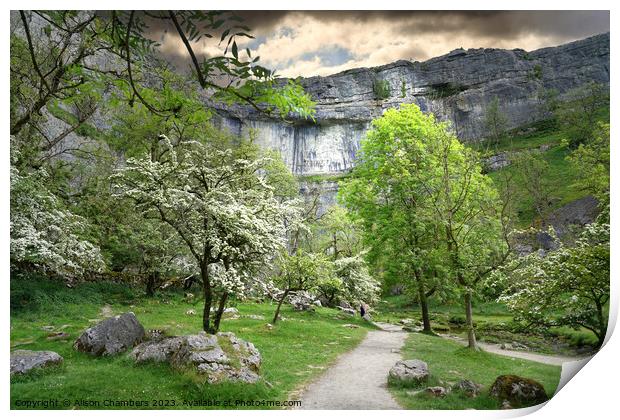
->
[155,11,610,78]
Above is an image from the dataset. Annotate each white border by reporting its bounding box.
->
[2,2,617,419]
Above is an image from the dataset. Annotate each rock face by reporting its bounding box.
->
[214,33,609,176]
[489,375,548,406]
[74,312,145,356]
[388,359,429,385]
[10,350,63,375]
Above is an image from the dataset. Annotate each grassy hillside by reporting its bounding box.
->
[475,109,609,228]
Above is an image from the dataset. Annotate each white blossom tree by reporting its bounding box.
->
[10,147,105,278]
[496,222,610,347]
[112,136,300,333]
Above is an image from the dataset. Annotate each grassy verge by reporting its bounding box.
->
[389,333,561,409]
[10,276,372,410]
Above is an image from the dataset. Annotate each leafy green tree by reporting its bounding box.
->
[513,151,552,225]
[340,105,456,332]
[484,97,508,145]
[497,222,609,347]
[271,251,333,324]
[556,82,609,148]
[342,104,509,345]
[112,136,300,333]
[567,122,610,211]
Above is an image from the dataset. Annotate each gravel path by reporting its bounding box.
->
[440,334,586,366]
[298,323,406,409]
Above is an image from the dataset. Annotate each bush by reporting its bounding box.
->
[373,78,391,100]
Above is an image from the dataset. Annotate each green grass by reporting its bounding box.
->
[10,275,372,410]
[389,333,561,409]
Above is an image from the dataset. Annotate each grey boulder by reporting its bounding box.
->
[132,331,262,384]
[10,350,63,375]
[388,359,429,386]
[74,312,145,356]
[490,375,548,406]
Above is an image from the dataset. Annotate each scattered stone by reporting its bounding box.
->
[313,300,322,307]
[184,292,195,300]
[337,306,356,316]
[399,319,414,325]
[47,332,70,341]
[247,314,265,320]
[170,331,261,383]
[454,379,482,397]
[484,153,511,171]
[265,323,273,330]
[185,309,196,315]
[10,350,63,375]
[425,386,448,397]
[342,324,360,329]
[490,375,548,406]
[41,326,55,332]
[224,307,239,315]
[391,348,401,353]
[388,360,429,386]
[130,336,184,363]
[74,312,145,356]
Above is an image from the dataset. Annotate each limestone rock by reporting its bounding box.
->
[171,331,261,384]
[130,336,184,363]
[388,359,429,386]
[490,375,548,406]
[454,379,482,397]
[74,312,145,356]
[212,33,609,177]
[10,350,63,375]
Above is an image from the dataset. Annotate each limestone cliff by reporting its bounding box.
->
[213,33,609,176]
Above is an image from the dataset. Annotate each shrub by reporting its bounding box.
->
[373,78,391,100]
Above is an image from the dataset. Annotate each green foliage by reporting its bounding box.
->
[400,79,407,98]
[372,78,391,100]
[556,82,609,148]
[484,97,508,144]
[341,104,507,339]
[512,150,552,223]
[527,64,543,80]
[566,122,610,209]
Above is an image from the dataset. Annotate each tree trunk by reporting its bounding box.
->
[145,272,159,297]
[464,289,478,349]
[212,292,229,332]
[273,289,290,324]
[414,269,432,333]
[201,264,214,333]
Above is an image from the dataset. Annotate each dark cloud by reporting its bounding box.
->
[233,10,609,40]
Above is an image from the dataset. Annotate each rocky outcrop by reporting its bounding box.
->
[214,33,609,176]
[10,350,63,375]
[74,312,145,356]
[388,359,429,386]
[131,331,262,383]
[489,375,548,406]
